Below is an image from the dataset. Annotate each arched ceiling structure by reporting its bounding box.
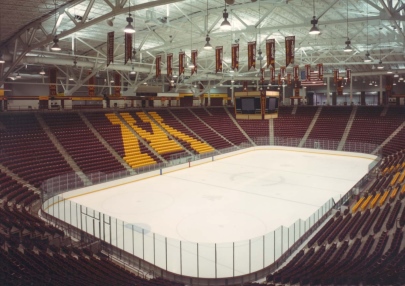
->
[1,0,405,93]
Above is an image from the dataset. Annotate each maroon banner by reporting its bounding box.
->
[305,64,311,81]
[293,65,299,81]
[346,68,351,84]
[167,53,173,77]
[49,68,57,96]
[280,66,286,80]
[334,69,339,83]
[114,72,121,96]
[294,87,300,97]
[125,33,132,64]
[248,41,256,71]
[107,32,114,67]
[337,79,343,96]
[266,39,275,69]
[191,50,197,75]
[215,46,223,73]
[287,73,292,85]
[179,51,185,75]
[260,68,265,84]
[156,55,161,78]
[270,68,275,83]
[285,36,295,67]
[231,44,239,71]
[277,73,282,86]
[318,63,324,80]
[386,75,393,98]
[88,70,95,96]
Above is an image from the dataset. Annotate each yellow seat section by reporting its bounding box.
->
[390,187,399,200]
[369,193,381,209]
[352,197,365,213]
[360,195,372,211]
[401,184,405,196]
[398,170,405,184]
[148,111,214,154]
[390,172,400,186]
[121,112,183,155]
[105,113,156,168]
[379,190,390,206]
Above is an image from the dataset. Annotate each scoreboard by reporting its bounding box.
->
[234,91,279,119]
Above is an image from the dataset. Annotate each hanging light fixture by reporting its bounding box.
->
[130,65,136,74]
[204,0,213,50]
[344,0,352,52]
[0,53,4,64]
[394,72,399,78]
[124,0,135,33]
[257,1,263,62]
[15,72,21,79]
[364,2,371,62]
[377,26,384,69]
[39,66,46,75]
[51,0,61,51]
[188,0,195,69]
[309,0,320,35]
[220,3,231,30]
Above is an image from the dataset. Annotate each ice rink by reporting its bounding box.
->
[64,149,373,244]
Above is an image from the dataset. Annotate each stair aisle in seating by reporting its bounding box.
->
[297,106,322,147]
[148,111,214,154]
[337,106,357,151]
[0,113,81,188]
[124,112,186,161]
[174,108,233,149]
[42,113,126,181]
[223,107,255,145]
[105,113,157,169]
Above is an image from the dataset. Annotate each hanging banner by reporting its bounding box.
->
[280,66,286,80]
[266,39,275,69]
[107,32,114,67]
[167,53,173,77]
[317,63,324,80]
[285,36,295,67]
[305,64,311,80]
[334,69,339,83]
[215,46,223,73]
[125,33,132,64]
[155,55,161,78]
[287,73,292,85]
[243,81,248,91]
[337,79,343,96]
[179,51,185,75]
[49,68,57,96]
[260,68,265,84]
[386,75,393,98]
[231,44,239,71]
[346,68,351,84]
[293,65,299,81]
[270,68,275,83]
[191,50,197,75]
[114,72,121,96]
[294,88,300,97]
[248,41,256,71]
[278,73,282,86]
[88,70,95,97]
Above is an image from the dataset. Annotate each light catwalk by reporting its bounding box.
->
[44,148,375,277]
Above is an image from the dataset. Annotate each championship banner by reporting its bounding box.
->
[248,41,256,71]
[125,33,132,64]
[287,73,292,84]
[114,72,121,96]
[270,68,275,83]
[49,68,57,96]
[334,69,339,83]
[156,55,161,78]
[285,36,295,67]
[107,32,114,67]
[280,66,286,79]
[305,64,311,80]
[317,63,323,80]
[88,70,95,96]
[191,50,197,75]
[260,68,265,83]
[346,68,351,83]
[231,44,239,71]
[266,39,275,69]
[337,79,343,96]
[179,51,185,75]
[278,73,282,86]
[215,46,223,73]
[293,65,299,81]
[167,53,173,77]
[294,88,300,97]
[386,75,393,98]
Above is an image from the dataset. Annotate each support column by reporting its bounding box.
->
[379,75,383,105]
[326,77,331,105]
[349,78,353,104]
[332,92,337,106]
[361,91,366,106]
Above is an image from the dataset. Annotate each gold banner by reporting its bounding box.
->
[107,32,114,66]
[318,63,323,80]
[248,41,256,71]
[156,55,161,78]
[179,51,185,75]
[266,39,275,69]
[191,50,197,75]
[285,36,295,67]
[231,44,239,71]
[125,33,132,64]
[215,46,223,73]
[167,53,173,77]
[49,68,57,97]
